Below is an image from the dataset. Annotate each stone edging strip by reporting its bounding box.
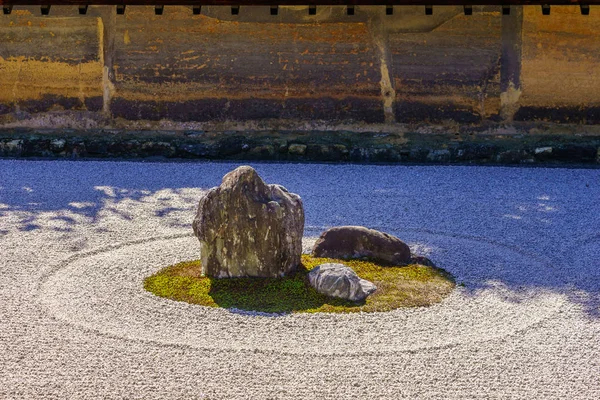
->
[1,127,599,164]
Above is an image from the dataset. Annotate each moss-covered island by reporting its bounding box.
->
[144,254,455,314]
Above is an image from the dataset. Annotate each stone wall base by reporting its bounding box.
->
[2,123,599,165]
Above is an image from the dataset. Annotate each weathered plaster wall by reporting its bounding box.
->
[518,5,600,123]
[112,7,382,122]
[0,9,103,114]
[0,5,599,130]
[389,10,502,123]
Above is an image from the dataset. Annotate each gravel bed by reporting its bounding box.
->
[1,159,599,399]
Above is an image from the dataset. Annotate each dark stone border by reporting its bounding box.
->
[0,126,599,165]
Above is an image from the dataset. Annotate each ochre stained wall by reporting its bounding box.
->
[112,7,382,122]
[390,11,502,123]
[1,6,600,126]
[518,5,600,122]
[0,9,104,114]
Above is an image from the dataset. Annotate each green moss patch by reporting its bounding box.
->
[144,255,455,314]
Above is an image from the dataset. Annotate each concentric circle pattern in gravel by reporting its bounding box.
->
[1,160,599,399]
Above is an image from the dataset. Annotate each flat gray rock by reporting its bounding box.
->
[307,263,377,302]
[193,166,304,278]
[312,225,411,265]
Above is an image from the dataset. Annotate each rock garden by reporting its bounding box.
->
[145,166,455,313]
[5,159,599,398]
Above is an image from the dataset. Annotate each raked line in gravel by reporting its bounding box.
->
[38,233,565,356]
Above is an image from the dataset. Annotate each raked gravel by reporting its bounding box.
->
[1,159,599,399]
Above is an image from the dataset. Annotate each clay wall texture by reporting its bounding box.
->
[0,5,600,129]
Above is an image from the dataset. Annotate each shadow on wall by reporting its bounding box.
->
[0,159,598,317]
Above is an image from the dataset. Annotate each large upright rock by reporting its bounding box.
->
[193,166,304,278]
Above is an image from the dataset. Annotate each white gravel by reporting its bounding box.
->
[1,159,599,399]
